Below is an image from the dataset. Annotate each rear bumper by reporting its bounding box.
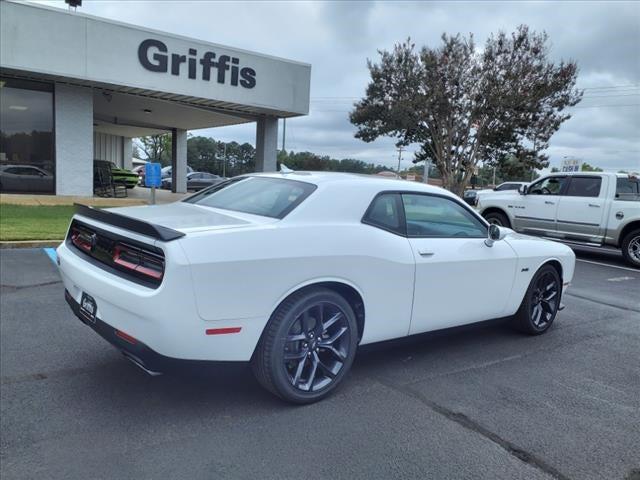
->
[65,289,169,374]
[64,289,246,373]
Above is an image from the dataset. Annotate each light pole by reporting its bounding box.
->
[396,147,404,175]
[424,160,431,184]
[222,143,227,178]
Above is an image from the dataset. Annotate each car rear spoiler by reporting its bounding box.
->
[74,204,185,242]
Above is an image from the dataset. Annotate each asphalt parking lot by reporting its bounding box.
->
[1,248,638,480]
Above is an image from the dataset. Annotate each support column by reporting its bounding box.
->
[255,116,279,172]
[122,137,133,170]
[171,128,187,193]
[55,84,93,196]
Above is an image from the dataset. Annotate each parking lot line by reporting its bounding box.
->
[576,258,639,273]
[43,247,58,265]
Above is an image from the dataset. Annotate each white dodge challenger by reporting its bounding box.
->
[57,171,575,403]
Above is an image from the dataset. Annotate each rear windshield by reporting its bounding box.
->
[184,176,317,219]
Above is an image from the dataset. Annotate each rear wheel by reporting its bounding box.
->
[512,264,561,335]
[621,229,640,269]
[252,287,358,404]
[483,211,510,228]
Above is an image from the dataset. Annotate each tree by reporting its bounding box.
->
[137,134,172,165]
[187,136,219,172]
[350,26,582,195]
[581,162,603,172]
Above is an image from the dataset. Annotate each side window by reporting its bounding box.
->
[616,178,639,195]
[565,177,602,197]
[402,194,487,238]
[528,176,566,195]
[363,193,403,234]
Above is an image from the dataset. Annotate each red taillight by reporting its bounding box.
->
[70,228,93,253]
[113,243,164,280]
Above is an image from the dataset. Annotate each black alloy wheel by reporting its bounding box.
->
[529,270,559,330]
[512,264,561,335]
[252,287,358,404]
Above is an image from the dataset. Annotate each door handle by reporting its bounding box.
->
[418,250,435,257]
[588,203,600,208]
[544,201,555,205]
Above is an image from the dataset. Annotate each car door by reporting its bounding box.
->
[402,193,519,334]
[556,175,606,241]
[513,175,568,235]
[199,173,216,189]
[186,173,201,190]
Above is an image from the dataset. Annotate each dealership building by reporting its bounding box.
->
[0,1,311,195]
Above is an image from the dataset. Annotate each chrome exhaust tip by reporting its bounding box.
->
[122,351,163,376]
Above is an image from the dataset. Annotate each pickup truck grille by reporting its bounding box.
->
[66,219,165,288]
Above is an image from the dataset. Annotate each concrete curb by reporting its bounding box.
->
[0,240,63,249]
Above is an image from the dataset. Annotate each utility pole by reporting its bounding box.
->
[281,118,286,153]
[492,166,496,187]
[396,147,404,175]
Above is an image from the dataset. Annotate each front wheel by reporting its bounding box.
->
[252,287,358,404]
[512,264,561,335]
[483,211,510,228]
[621,229,640,269]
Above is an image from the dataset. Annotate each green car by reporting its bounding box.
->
[94,160,138,189]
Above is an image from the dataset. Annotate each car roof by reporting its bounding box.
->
[548,171,633,178]
[248,170,452,195]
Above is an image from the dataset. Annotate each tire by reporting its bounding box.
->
[621,229,640,269]
[252,287,358,404]
[484,211,510,228]
[512,264,561,335]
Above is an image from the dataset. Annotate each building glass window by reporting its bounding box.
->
[0,77,55,194]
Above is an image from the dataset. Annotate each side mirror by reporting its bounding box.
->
[519,185,528,195]
[485,224,507,247]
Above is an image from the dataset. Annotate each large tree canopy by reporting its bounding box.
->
[350,25,583,194]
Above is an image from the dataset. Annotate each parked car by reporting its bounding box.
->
[57,171,575,403]
[475,181,529,204]
[161,165,194,179]
[93,160,138,189]
[162,172,224,191]
[462,189,479,206]
[0,164,54,193]
[481,181,530,194]
[478,172,640,267]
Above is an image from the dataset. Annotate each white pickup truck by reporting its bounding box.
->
[477,172,640,267]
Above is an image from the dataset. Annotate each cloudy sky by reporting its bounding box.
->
[40,0,640,171]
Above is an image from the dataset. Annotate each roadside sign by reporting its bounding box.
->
[560,158,583,173]
[145,162,162,187]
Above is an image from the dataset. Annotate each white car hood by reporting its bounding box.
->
[106,202,275,233]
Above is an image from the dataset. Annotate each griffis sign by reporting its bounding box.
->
[137,39,256,89]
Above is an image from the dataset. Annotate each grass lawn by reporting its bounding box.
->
[0,204,77,241]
